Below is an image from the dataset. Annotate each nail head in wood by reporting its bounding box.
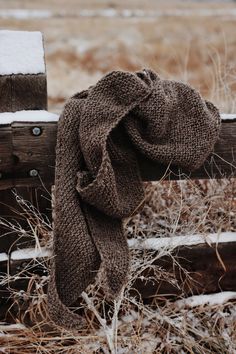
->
[32,126,42,136]
[29,169,39,177]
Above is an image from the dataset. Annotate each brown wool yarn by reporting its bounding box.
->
[47,68,221,329]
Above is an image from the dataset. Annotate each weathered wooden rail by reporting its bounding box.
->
[0,113,236,190]
[0,30,235,320]
[0,232,235,301]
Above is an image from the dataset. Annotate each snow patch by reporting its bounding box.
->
[221,113,236,121]
[0,110,58,125]
[0,323,26,330]
[0,9,52,20]
[128,232,236,250]
[0,30,45,75]
[175,292,236,308]
[3,232,234,262]
[11,247,51,260]
[0,112,233,128]
[1,7,236,20]
[77,8,236,19]
[0,253,8,262]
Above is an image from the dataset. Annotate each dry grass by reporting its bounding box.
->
[125,178,236,239]
[1,288,236,353]
[0,1,236,352]
[0,0,236,112]
[0,177,235,353]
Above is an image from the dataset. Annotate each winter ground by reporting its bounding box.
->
[0,180,236,353]
[0,0,236,113]
[0,0,236,353]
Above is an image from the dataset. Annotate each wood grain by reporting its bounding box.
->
[0,120,235,190]
[0,31,49,254]
[0,74,47,113]
[132,241,236,299]
[0,240,235,316]
[139,121,236,180]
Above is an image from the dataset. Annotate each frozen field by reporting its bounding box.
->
[0,2,236,353]
[0,0,236,113]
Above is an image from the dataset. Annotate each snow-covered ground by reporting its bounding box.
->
[0,2,235,353]
[0,9,52,20]
[1,7,236,19]
[1,1,235,113]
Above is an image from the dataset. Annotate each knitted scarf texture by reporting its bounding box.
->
[47,68,221,329]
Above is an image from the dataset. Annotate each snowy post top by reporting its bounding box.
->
[0,30,47,112]
[0,30,45,75]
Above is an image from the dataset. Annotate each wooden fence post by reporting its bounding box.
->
[0,30,50,253]
[0,30,47,112]
[0,30,235,320]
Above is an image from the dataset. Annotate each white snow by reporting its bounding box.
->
[0,253,8,262]
[175,291,236,308]
[80,8,117,18]
[0,111,233,127]
[11,247,51,260]
[220,113,236,121]
[2,232,234,262]
[1,7,236,20]
[0,110,58,125]
[128,232,236,250]
[76,8,236,19]
[0,30,45,75]
[0,9,52,20]
[78,8,236,19]
[0,323,26,330]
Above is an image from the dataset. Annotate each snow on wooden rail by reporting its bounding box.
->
[174,291,236,309]
[128,231,236,250]
[0,30,50,258]
[0,231,235,260]
[0,232,235,300]
[0,111,235,190]
[0,29,235,320]
[0,111,235,125]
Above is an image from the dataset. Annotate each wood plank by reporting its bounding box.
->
[0,126,14,179]
[0,74,47,113]
[10,122,57,188]
[139,120,236,180]
[0,239,235,306]
[133,241,236,299]
[0,186,52,252]
[0,31,49,253]
[0,119,235,190]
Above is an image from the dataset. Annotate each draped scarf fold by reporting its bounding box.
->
[47,69,221,329]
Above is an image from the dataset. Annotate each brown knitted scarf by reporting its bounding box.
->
[47,69,221,329]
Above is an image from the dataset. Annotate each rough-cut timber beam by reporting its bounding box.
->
[130,232,236,298]
[0,114,235,190]
[0,233,235,304]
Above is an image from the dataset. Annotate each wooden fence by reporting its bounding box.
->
[0,30,235,319]
[0,113,236,190]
